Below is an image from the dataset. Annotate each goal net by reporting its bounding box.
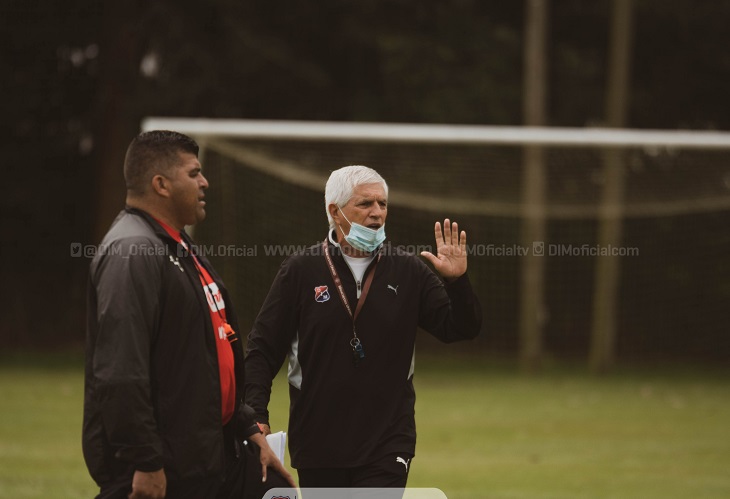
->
[142,118,730,364]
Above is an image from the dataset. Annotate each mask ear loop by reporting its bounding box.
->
[336,205,351,240]
[337,205,352,224]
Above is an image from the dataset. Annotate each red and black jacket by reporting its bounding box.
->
[83,208,258,486]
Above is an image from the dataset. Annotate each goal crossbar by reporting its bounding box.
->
[142,118,730,149]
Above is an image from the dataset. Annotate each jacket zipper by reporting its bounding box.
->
[342,257,363,299]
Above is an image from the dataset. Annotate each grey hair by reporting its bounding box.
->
[324,165,389,229]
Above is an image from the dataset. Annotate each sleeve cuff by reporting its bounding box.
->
[135,458,164,472]
[241,423,263,438]
[445,272,471,289]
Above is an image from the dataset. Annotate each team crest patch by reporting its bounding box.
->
[314,285,330,303]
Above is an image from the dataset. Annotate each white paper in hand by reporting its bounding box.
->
[265,431,287,464]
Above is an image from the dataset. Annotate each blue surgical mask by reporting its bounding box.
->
[338,207,386,253]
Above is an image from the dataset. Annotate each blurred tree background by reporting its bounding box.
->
[2,0,729,361]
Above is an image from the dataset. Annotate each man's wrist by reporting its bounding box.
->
[444,272,466,283]
[247,431,267,446]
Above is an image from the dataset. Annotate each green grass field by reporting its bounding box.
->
[1,354,729,498]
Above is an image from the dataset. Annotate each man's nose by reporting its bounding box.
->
[199,173,209,189]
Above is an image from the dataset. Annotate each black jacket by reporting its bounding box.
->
[83,208,258,486]
[245,235,482,469]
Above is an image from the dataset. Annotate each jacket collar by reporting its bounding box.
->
[125,206,193,247]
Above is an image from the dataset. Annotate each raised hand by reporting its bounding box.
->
[420,219,467,281]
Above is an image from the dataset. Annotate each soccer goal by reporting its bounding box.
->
[141,118,730,369]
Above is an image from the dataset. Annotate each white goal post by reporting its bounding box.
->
[142,118,730,149]
[139,117,730,372]
[141,118,730,220]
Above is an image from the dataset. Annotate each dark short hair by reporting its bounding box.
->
[124,130,199,196]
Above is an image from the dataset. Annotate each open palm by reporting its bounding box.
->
[420,219,467,281]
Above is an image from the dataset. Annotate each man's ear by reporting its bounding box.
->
[151,174,171,197]
[328,203,342,225]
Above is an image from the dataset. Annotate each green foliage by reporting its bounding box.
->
[3,0,730,351]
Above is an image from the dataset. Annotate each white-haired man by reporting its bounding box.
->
[245,165,482,490]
